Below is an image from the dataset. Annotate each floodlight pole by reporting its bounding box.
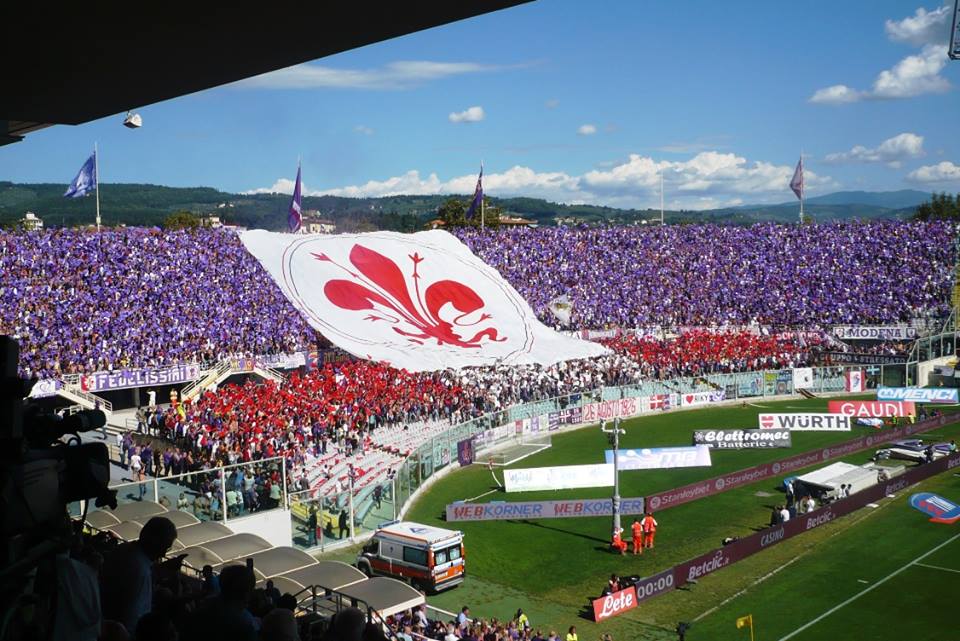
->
[601,417,625,535]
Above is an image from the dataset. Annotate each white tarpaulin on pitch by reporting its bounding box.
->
[240,230,608,371]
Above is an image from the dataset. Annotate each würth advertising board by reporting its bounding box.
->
[757,413,851,431]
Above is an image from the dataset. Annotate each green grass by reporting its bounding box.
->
[687,471,960,641]
[394,396,960,638]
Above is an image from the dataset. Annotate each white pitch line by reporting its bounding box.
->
[777,531,960,641]
[914,562,960,575]
[464,488,498,502]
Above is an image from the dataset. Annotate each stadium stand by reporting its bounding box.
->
[0,221,953,378]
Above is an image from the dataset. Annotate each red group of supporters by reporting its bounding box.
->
[600,330,819,378]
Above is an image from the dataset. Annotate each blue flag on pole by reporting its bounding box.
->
[64,152,97,198]
[288,163,303,233]
[465,164,483,219]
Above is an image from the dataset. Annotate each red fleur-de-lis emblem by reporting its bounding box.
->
[315,244,506,348]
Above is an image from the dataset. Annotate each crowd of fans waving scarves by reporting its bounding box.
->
[0,221,952,378]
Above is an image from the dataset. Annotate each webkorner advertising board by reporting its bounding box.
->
[693,429,792,449]
[876,387,959,404]
[757,413,851,431]
[445,497,645,522]
[504,463,614,492]
[605,446,712,470]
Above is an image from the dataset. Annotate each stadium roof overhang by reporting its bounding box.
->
[1,1,530,146]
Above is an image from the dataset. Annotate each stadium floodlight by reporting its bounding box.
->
[123,111,142,129]
[951,0,960,60]
[601,417,626,535]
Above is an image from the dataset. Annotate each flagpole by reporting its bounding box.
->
[94,142,101,231]
[480,159,485,230]
[660,171,664,225]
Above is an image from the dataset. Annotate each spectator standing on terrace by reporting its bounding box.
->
[100,516,178,635]
[183,564,258,641]
[457,606,470,630]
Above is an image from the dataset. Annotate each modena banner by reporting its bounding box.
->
[445,497,645,522]
[504,463,614,493]
[827,400,916,417]
[832,325,917,341]
[80,364,201,392]
[693,429,792,449]
[877,387,959,404]
[606,446,712,470]
[757,413,851,431]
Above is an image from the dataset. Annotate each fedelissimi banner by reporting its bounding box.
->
[877,387,959,404]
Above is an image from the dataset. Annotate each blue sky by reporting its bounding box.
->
[2,0,959,210]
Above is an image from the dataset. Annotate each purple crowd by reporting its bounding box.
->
[0,221,954,378]
[0,227,318,378]
[455,220,956,329]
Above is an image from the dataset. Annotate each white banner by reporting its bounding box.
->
[241,230,608,371]
[607,446,712,470]
[680,391,726,407]
[792,367,813,390]
[758,413,851,431]
[845,369,865,393]
[504,463,614,492]
[832,326,917,341]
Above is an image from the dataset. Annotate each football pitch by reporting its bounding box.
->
[398,396,960,640]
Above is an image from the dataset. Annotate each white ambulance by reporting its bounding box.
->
[357,521,465,592]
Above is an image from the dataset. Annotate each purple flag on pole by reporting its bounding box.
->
[789,158,803,201]
[288,163,303,233]
[465,165,483,218]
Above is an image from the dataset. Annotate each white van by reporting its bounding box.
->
[357,521,465,592]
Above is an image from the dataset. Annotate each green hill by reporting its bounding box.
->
[0,181,926,230]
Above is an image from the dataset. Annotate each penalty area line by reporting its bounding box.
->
[913,562,960,575]
[777,531,960,641]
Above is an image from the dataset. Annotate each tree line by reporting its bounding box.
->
[913,193,960,221]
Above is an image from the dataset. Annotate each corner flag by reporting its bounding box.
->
[736,615,752,629]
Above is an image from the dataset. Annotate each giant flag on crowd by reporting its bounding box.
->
[239,229,609,371]
[465,164,483,219]
[64,151,97,198]
[288,162,303,233]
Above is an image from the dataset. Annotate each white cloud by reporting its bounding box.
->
[354,125,375,135]
[885,5,952,46]
[809,84,863,104]
[449,106,485,123]
[907,161,960,183]
[545,98,560,109]
[810,5,952,104]
[237,60,509,90]
[577,124,597,136]
[243,178,299,195]
[824,133,925,167]
[246,151,836,210]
